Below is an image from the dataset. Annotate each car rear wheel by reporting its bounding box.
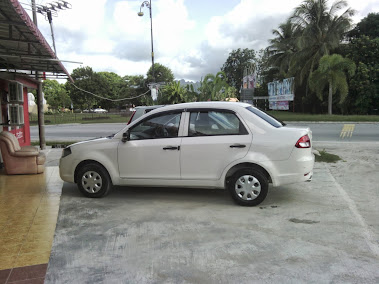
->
[228,169,268,206]
[77,163,112,198]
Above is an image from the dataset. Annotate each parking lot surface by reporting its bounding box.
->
[45,143,379,283]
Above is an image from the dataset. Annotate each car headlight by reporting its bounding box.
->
[62,147,72,158]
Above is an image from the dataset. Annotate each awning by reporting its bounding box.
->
[0,0,73,81]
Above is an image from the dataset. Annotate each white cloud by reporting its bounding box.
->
[205,0,302,50]
[26,0,378,82]
[113,1,146,38]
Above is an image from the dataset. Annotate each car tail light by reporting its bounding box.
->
[127,111,136,125]
[295,134,311,148]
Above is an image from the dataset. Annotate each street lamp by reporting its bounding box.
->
[138,0,155,82]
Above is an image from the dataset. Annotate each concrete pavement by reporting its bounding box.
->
[43,144,379,283]
[2,145,377,283]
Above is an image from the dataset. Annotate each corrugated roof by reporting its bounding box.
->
[0,0,72,81]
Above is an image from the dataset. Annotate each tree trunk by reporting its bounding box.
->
[328,82,333,115]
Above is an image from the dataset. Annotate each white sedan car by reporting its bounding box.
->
[60,102,314,206]
[93,108,107,113]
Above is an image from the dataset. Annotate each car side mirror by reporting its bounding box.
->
[122,130,130,143]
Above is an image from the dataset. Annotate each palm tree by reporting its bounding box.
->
[199,72,229,101]
[159,81,186,104]
[291,0,355,84]
[309,54,355,114]
[267,19,300,75]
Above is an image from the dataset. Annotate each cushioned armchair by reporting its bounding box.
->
[0,131,45,175]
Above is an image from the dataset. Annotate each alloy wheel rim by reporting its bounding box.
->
[234,175,261,201]
[81,171,102,194]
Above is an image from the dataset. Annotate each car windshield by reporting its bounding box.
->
[246,106,285,128]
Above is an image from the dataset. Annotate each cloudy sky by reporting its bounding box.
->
[24,0,378,82]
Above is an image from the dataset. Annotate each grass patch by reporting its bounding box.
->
[315,149,342,163]
[29,113,130,125]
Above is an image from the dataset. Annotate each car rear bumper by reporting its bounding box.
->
[263,151,315,187]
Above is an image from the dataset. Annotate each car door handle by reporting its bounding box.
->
[163,146,180,150]
[230,144,246,148]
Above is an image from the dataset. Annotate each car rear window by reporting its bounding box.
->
[246,106,285,128]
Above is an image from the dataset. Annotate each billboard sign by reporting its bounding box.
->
[268,77,294,110]
[268,77,294,102]
[269,101,289,110]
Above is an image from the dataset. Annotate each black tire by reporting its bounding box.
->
[228,169,268,206]
[77,163,112,198]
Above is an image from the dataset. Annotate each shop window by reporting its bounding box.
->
[18,105,24,124]
[8,82,24,103]
[9,105,24,124]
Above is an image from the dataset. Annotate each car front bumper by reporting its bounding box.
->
[59,156,77,183]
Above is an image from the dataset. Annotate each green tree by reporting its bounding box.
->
[348,13,379,39]
[65,66,99,110]
[184,84,199,102]
[120,75,149,106]
[266,0,355,112]
[342,35,379,114]
[42,79,71,111]
[291,0,354,84]
[221,48,256,92]
[158,81,187,104]
[348,62,378,114]
[146,63,174,84]
[309,54,355,114]
[199,72,230,101]
[267,20,300,76]
[96,72,124,109]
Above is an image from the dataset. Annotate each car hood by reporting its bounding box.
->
[69,137,111,148]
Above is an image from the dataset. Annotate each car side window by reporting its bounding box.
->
[188,111,248,137]
[129,113,181,140]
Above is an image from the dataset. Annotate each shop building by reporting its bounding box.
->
[0,0,72,149]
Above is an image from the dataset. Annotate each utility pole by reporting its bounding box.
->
[31,0,46,149]
[47,10,57,55]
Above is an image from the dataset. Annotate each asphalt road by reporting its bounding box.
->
[30,122,379,142]
[289,122,379,142]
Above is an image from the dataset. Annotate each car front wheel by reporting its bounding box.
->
[228,169,268,206]
[77,163,112,198]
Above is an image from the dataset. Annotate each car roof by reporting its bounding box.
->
[149,102,252,113]
[135,105,164,110]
